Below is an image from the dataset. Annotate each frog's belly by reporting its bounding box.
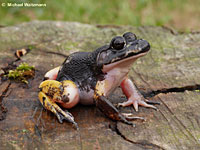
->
[78,68,128,105]
[79,89,95,105]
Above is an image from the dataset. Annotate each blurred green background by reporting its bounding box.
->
[0,0,199,31]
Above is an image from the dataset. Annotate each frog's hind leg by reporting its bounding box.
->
[38,80,78,129]
[44,66,60,80]
[94,81,135,126]
[38,92,77,128]
[94,94,135,126]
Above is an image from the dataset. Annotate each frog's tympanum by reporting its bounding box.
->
[38,32,158,128]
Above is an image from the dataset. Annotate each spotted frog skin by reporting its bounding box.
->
[38,32,158,128]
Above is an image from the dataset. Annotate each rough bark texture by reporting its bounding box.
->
[0,21,200,150]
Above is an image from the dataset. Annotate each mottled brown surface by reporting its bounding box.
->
[0,21,200,150]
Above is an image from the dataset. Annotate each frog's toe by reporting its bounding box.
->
[117,99,133,107]
[135,99,158,111]
[145,99,161,105]
[56,110,79,129]
[121,113,146,121]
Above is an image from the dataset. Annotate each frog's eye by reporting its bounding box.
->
[111,36,125,50]
[123,32,137,43]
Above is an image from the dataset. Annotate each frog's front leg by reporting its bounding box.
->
[119,77,159,111]
[44,66,60,80]
[94,81,134,126]
[38,80,79,128]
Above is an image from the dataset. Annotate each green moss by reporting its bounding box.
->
[7,63,35,84]
[16,62,35,71]
[27,45,36,50]
[22,129,28,133]
[10,141,17,144]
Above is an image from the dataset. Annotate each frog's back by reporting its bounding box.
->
[56,51,97,89]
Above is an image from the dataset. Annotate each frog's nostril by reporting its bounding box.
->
[123,32,137,43]
[138,40,150,51]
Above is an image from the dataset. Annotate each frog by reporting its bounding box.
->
[38,32,159,129]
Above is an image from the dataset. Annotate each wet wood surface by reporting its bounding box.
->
[0,21,200,150]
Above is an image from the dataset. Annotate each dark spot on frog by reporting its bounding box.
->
[42,96,46,105]
[46,86,61,98]
[62,94,70,103]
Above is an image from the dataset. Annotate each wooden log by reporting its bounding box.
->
[0,21,200,150]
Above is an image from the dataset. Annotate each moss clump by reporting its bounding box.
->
[7,63,35,84]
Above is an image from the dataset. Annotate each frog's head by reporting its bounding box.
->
[95,32,150,72]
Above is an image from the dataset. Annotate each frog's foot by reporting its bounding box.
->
[94,81,135,126]
[95,94,135,126]
[118,98,157,112]
[38,80,79,129]
[120,78,159,112]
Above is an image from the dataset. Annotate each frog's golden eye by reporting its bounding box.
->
[111,36,125,50]
[123,32,137,43]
